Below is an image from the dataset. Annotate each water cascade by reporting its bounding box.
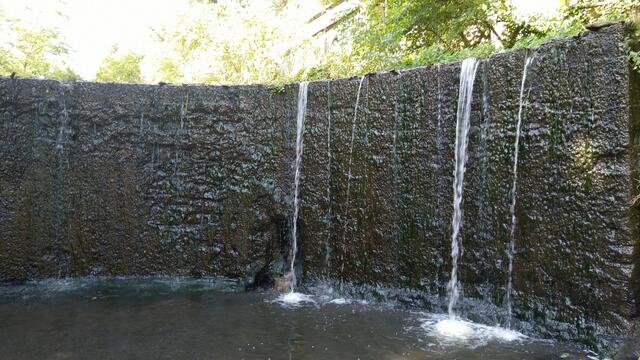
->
[341,75,366,276]
[179,94,189,131]
[506,55,535,325]
[447,58,480,317]
[0,27,633,356]
[325,82,333,272]
[55,84,71,155]
[288,81,309,292]
[426,57,528,344]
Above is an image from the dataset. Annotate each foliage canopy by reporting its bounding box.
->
[306,0,639,79]
[0,0,638,84]
[0,9,80,80]
[95,48,144,83]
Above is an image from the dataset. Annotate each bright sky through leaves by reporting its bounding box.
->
[1,0,559,80]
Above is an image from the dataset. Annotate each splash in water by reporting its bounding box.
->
[506,55,535,326]
[274,291,316,308]
[288,81,309,293]
[421,313,525,347]
[447,58,480,317]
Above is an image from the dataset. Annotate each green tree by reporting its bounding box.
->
[149,1,297,85]
[337,0,542,73]
[307,0,640,78]
[511,0,639,49]
[95,49,144,83]
[0,9,81,80]
[156,57,182,83]
[563,0,639,24]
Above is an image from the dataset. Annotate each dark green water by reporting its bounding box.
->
[0,278,595,359]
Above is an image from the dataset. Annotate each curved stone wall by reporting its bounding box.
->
[0,24,637,351]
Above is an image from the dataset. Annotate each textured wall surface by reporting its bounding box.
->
[0,25,637,350]
[298,26,638,349]
[0,81,299,283]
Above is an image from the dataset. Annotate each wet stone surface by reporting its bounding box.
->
[0,81,298,284]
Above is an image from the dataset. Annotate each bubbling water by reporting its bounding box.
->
[421,314,525,348]
[274,292,316,308]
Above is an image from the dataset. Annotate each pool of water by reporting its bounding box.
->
[0,278,595,359]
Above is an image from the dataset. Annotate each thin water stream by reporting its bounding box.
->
[447,58,479,317]
[506,55,535,325]
[341,75,366,277]
[325,81,333,273]
[289,81,309,292]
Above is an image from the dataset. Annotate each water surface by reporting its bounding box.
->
[0,278,593,359]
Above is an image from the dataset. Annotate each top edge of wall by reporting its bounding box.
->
[0,22,631,90]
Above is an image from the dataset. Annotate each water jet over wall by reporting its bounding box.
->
[0,24,638,352]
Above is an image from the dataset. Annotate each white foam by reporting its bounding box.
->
[434,318,473,338]
[420,314,525,348]
[328,298,351,305]
[274,292,316,307]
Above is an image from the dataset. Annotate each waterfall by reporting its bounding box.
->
[506,55,534,325]
[179,94,189,131]
[391,72,402,266]
[447,58,479,318]
[55,84,71,156]
[289,81,309,292]
[341,75,366,276]
[325,82,333,273]
[54,83,72,274]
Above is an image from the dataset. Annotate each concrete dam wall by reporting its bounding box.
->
[1,24,638,349]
